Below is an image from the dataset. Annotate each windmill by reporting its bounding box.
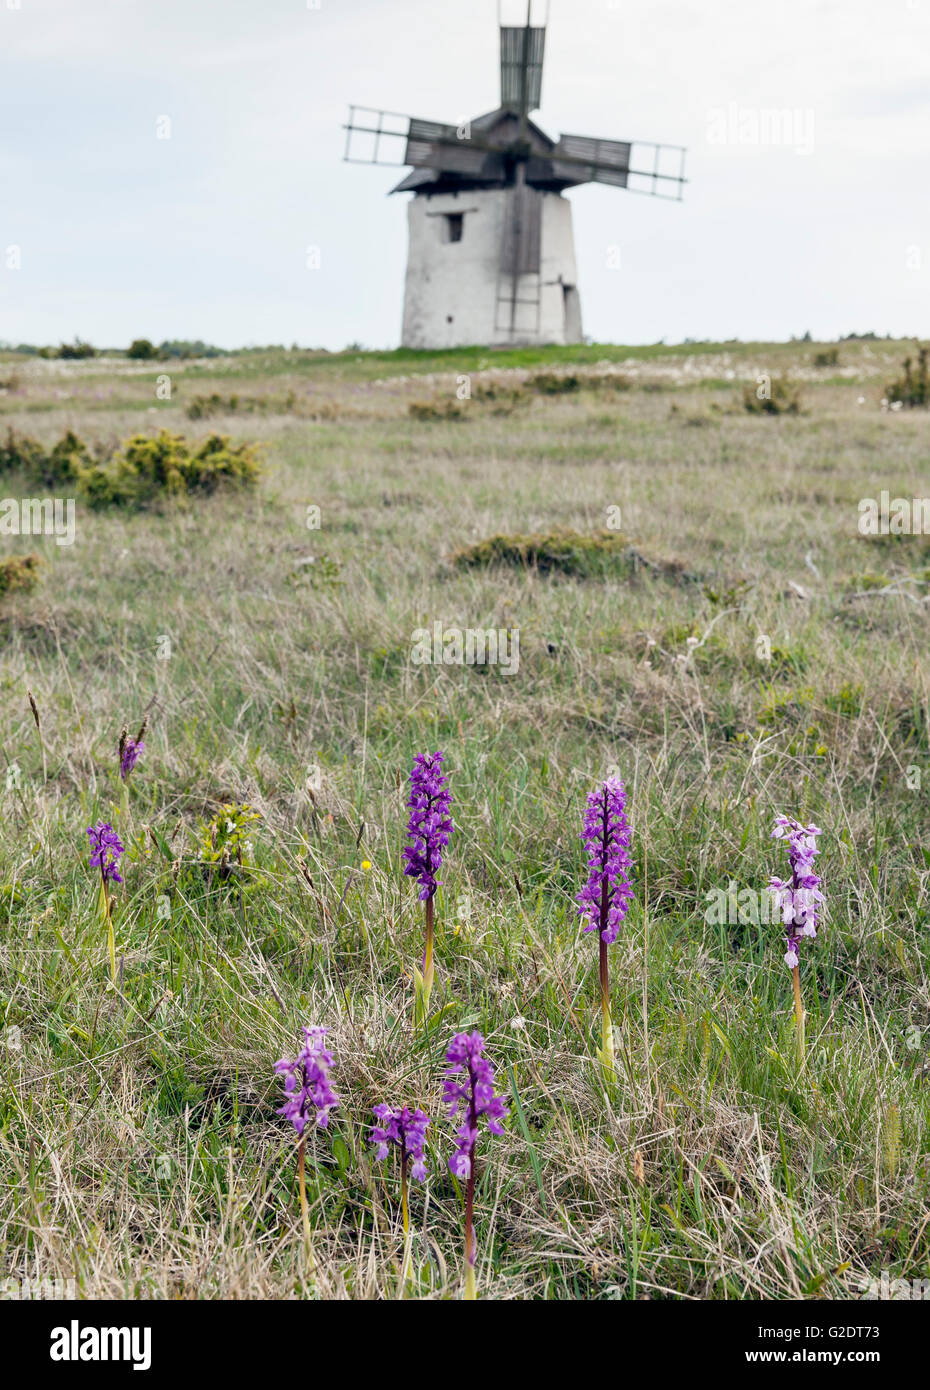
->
[344,1,687,349]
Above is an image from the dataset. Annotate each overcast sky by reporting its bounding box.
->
[1,0,928,350]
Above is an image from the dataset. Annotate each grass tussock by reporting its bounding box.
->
[452,527,633,577]
[527,371,584,394]
[408,370,633,421]
[186,390,297,420]
[527,371,632,396]
[0,552,41,599]
[408,398,465,422]
[451,528,692,582]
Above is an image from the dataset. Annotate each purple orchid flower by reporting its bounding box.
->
[768,816,823,969]
[443,1030,507,1300]
[87,822,125,884]
[403,751,453,901]
[274,1026,340,1136]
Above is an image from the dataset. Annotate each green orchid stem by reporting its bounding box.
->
[101,870,116,985]
[463,1089,478,1300]
[792,963,806,1065]
[464,1160,477,1300]
[415,896,435,1029]
[598,887,616,1081]
[297,1138,316,1275]
[398,1151,412,1298]
[423,895,434,995]
[401,1152,410,1237]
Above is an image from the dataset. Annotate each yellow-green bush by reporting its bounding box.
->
[0,428,262,509]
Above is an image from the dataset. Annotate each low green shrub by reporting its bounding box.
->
[89,430,262,507]
[56,339,96,360]
[0,427,261,509]
[742,377,802,415]
[0,429,47,476]
[157,339,222,360]
[44,431,96,486]
[1,429,99,486]
[127,338,158,360]
[886,343,929,408]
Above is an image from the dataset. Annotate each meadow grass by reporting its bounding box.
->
[0,339,928,1300]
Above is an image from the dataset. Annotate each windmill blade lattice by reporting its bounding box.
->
[499,25,546,112]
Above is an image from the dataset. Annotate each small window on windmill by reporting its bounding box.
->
[444,213,464,243]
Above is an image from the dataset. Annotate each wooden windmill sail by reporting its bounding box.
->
[344,1,687,348]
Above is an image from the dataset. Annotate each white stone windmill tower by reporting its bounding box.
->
[344,2,687,350]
